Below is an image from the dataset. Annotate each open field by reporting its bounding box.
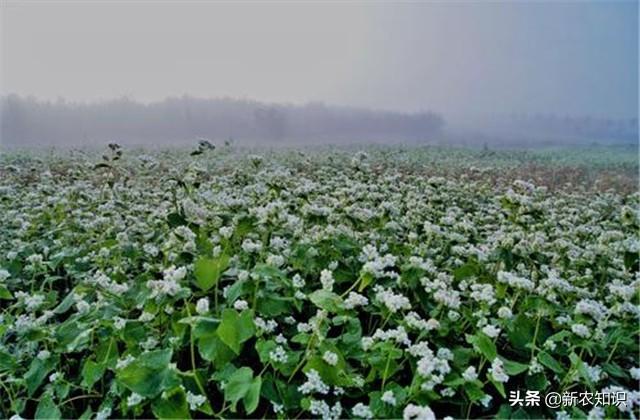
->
[0,145,638,419]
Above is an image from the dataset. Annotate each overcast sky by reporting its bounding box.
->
[1,1,637,119]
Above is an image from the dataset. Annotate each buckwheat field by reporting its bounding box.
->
[1,145,638,420]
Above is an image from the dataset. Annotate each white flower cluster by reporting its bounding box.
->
[497,271,535,291]
[488,358,509,383]
[186,391,206,410]
[404,312,439,332]
[147,266,186,299]
[344,292,369,309]
[359,245,398,279]
[298,369,330,395]
[196,297,209,315]
[309,399,343,420]
[374,285,411,313]
[320,269,335,291]
[86,271,129,295]
[403,403,436,420]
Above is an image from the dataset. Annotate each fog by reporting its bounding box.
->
[1,1,638,148]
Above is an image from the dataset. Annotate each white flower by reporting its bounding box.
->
[141,337,158,350]
[113,316,127,330]
[196,297,209,315]
[584,364,602,383]
[49,372,61,382]
[470,283,496,305]
[320,269,335,291]
[219,226,234,239]
[361,337,374,351]
[447,310,460,321]
[381,390,397,406]
[375,286,411,313]
[462,366,478,381]
[266,254,285,267]
[147,266,186,299]
[23,294,45,312]
[95,407,112,420]
[489,358,509,383]
[497,306,513,319]
[497,271,534,291]
[127,392,144,407]
[480,394,493,408]
[575,299,608,321]
[352,403,373,419]
[75,299,91,314]
[37,350,51,360]
[138,312,155,322]
[234,299,249,311]
[322,350,339,366]
[298,369,330,395]
[344,292,369,309]
[586,406,605,420]
[630,367,640,380]
[403,403,435,420]
[529,360,544,374]
[292,274,305,288]
[163,265,187,282]
[571,323,590,338]
[482,324,501,338]
[186,391,206,410]
[269,346,288,364]
[272,402,284,414]
[254,317,277,333]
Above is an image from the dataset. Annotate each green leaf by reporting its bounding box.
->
[53,291,77,314]
[525,372,549,391]
[0,284,12,299]
[490,378,506,398]
[122,321,147,345]
[0,349,16,372]
[216,309,255,354]
[570,352,593,388]
[35,393,62,420]
[25,357,56,397]
[453,261,479,280]
[194,255,229,291]
[117,349,177,398]
[467,333,497,361]
[55,320,92,352]
[167,212,187,228]
[81,360,105,389]
[303,355,345,386]
[507,314,535,350]
[358,272,374,292]
[463,381,485,401]
[538,351,564,375]
[308,289,343,312]
[224,367,254,410]
[243,375,262,414]
[495,404,513,420]
[198,334,236,368]
[151,386,191,419]
[603,362,629,380]
[501,358,529,376]
[255,340,277,364]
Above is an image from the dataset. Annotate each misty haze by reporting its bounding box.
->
[0,2,638,420]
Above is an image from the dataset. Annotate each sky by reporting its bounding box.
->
[1,1,638,119]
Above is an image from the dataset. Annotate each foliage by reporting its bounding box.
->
[0,146,638,419]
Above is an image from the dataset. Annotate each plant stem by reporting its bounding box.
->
[185,299,207,397]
